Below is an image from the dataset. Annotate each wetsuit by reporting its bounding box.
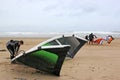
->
[6,40,20,59]
[89,33,94,41]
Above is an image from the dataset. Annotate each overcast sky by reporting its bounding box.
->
[0,0,120,32]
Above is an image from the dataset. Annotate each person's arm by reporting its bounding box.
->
[15,45,20,54]
[14,42,20,55]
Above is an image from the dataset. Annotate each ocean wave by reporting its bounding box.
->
[0,31,120,38]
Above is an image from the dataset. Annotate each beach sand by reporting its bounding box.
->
[0,37,120,80]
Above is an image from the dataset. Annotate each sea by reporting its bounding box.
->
[0,31,120,38]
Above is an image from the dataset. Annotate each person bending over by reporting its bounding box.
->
[6,40,24,59]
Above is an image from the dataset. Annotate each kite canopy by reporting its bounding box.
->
[12,35,87,76]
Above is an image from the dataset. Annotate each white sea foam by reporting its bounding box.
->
[0,31,120,38]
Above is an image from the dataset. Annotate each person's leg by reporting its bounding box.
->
[6,46,15,59]
[91,39,94,44]
[88,41,90,44]
[90,39,93,44]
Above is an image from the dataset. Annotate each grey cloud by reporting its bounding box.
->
[42,0,98,17]
[0,0,120,32]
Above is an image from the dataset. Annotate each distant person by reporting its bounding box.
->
[88,33,97,44]
[6,40,24,60]
[85,35,89,40]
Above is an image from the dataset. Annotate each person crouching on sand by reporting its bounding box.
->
[6,40,24,60]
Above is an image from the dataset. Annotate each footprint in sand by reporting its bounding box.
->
[89,66,95,72]
[14,77,27,80]
[101,76,114,80]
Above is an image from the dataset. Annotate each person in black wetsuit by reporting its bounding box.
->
[6,40,24,59]
[88,33,97,44]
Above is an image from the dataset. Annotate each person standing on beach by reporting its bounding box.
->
[6,40,24,60]
[88,33,97,44]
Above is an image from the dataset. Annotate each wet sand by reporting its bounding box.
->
[0,37,120,80]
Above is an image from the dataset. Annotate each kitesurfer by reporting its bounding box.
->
[88,33,97,44]
[6,40,24,59]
